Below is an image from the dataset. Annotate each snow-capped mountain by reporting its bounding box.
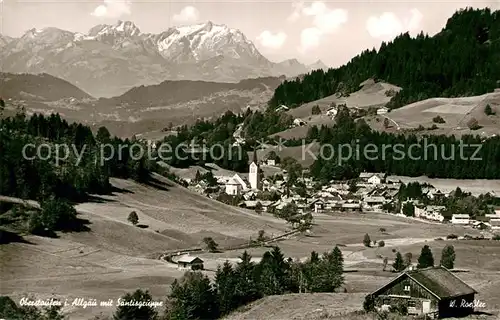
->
[0,35,13,48]
[0,21,310,97]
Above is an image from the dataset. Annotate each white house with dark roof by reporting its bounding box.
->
[377,107,389,115]
[451,214,471,225]
[362,196,387,209]
[359,172,386,185]
[225,173,249,196]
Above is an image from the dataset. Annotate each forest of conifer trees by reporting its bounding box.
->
[269,8,500,110]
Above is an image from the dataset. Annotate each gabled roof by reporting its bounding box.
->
[490,219,500,226]
[177,255,204,264]
[359,172,386,179]
[363,196,386,203]
[407,267,477,299]
[452,214,470,219]
[227,174,249,188]
[370,266,476,300]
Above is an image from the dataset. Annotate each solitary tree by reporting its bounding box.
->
[257,230,266,243]
[485,104,495,115]
[203,237,219,252]
[378,240,386,247]
[432,115,446,123]
[402,202,415,217]
[311,105,321,115]
[127,211,139,226]
[363,234,371,247]
[255,201,263,214]
[467,117,481,130]
[363,295,375,312]
[393,252,405,272]
[440,244,456,269]
[383,118,390,129]
[404,252,413,267]
[417,245,434,269]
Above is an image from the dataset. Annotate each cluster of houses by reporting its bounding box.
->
[402,193,500,230]
[451,212,500,230]
[185,162,500,232]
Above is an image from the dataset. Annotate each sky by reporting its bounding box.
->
[1,0,499,66]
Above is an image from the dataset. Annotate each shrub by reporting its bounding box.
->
[385,89,397,97]
[257,229,267,243]
[467,117,481,130]
[446,234,458,239]
[492,234,500,241]
[485,104,495,115]
[127,211,139,226]
[311,105,321,115]
[363,295,375,312]
[378,240,385,247]
[203,237,219,252]
[389,302,408,315]
[432,115,446,123]
[383,118,390,128]
[363,234,371,247]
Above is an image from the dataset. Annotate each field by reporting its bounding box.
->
[270,79,401,140]
[217,212,500,319]
[0,175,288,319]
[268,81,499,142]
[1,176,500,319]
[249,143,320,167]
[365,90,500,137]
[3,76,281,138]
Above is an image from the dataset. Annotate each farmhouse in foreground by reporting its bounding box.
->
[367,266,477,318]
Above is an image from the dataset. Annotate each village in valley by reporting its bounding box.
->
[178,152,500,236]
[3,6,500,320]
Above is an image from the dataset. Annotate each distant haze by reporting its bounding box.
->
[1,1,497,66]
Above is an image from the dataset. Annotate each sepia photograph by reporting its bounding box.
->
[1,0,500,319]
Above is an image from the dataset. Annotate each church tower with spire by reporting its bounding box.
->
[249,150,260,190]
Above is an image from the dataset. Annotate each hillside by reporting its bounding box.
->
[91,76,283,137]
[365,90,500,137]
[99,76,282,109]
[1,74,282,138]
[269,81,499,141]
[224,293,366,320]
[270,79,401,140]
[0,72,92,101]
[0,175,289,319]
[270,8,500,111]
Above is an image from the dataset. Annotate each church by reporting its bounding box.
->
[248,150,261,190]
[224,151,261,195]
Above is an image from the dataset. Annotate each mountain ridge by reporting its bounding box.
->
[0,20,317,97]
